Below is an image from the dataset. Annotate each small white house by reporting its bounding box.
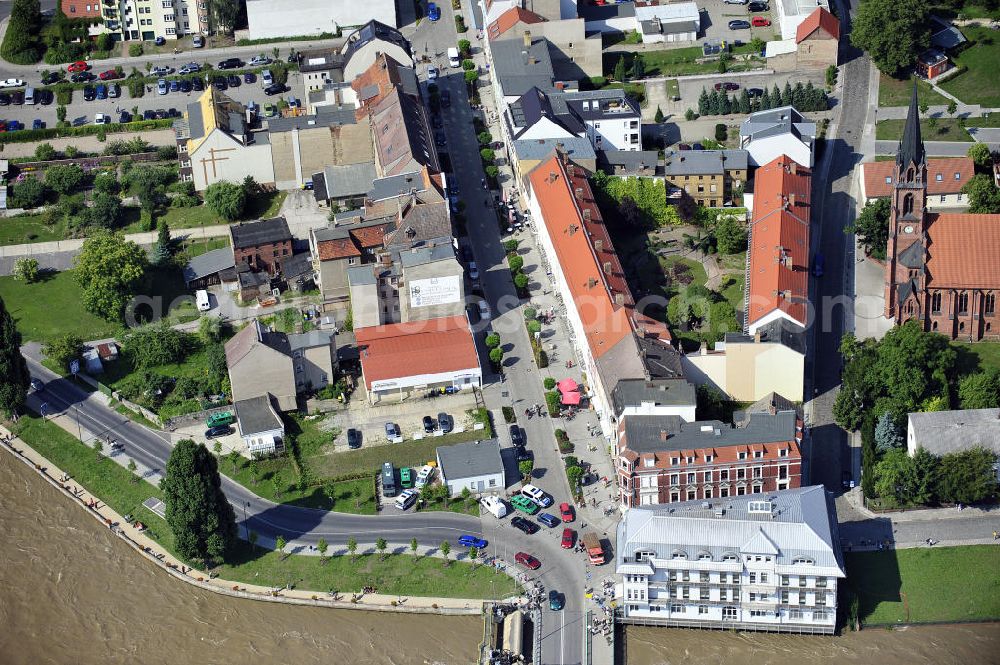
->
[436,439,505,495]
[634,2,700,44]
[234,393,285,456]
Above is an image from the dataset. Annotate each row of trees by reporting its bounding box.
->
[873,446,997,507]
[697,82,828,117]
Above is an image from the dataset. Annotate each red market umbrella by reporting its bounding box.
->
[557,378,579,393]
[561,391,582,405]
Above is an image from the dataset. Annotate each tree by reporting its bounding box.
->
[45,164,85,195]
[375,537,388,561]
[874,411,904,453]
[127,458,138,483]
[963,173,1000,213]
[760,87,772,111]
[347,536,358,561]
[519,460,534,481]
[545,389,562,416]
[56,105,67,123]
[121,324,191,368]
[10,176,46,209]
[275,534,287,556]
[484,333,501,349]
[34,143,56,161]
[205,181,247,221]
[83,192,123,230]
[851,0,929,76]
[967,142,993,169]
[739,88,751,114]
[489,347,503,367]
[654,106,664,123]
[410,537,419,558]
[698,87,710,116]
[707,89,720,115]
[613,55,627,82]
[918,101,929,117]
[847,198,891,260]
[440,540,451,565]
[272,471,284,498]
[946,99,957,117]
[781,82,792,107]
[630,54,645,79]
[226,449,241,474]
[207,0,239,33]
[959,368,1000,409]
[460,486,472,508]
[685,108,696,121]
[618,195,641,227]
[161,439,238,565]
[508,254,524,272]
[566,465,584,489]
[74,231,148,321]
[936,447,997,505]
[715,215,747,254]
[12,257,39,283]
[0,297,29,418]
[873,447,917,504]
[479,148,495,163]
[42,333,83,372]
[93,439,104,460]
[317,537,328,559]
[478,130,493,145]
[152,222,173,265]
[513,272,529,290]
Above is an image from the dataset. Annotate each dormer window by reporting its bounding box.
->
[644,458,655,468]
[671,457,679,465]
[686,456,694,464]
[884,176,892,184]
[705,454,713,462]
[738,451,747,460]
[753,450,763,459]
[671,551,687,560]
[792,556,814,565]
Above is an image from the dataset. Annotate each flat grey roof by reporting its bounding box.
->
[623,411,799,454]
[268,107,356,133]
[369,170,428,202]
[663,149,749,176]
[234,394,284,435]
[319,162,378,200]
[490,38,555,97]
[513,136,596,161]
[436,439,504,481]
[612,379,696,415]
[183,247,235,284]
[908,408,1000,456]
[287,329,334,352]
[398,243,454,268]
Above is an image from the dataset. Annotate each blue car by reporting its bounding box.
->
[537,513,560,528]
[427,1,440,20]
[169,79,179,92]
[812,252,825,278]
[32,118,43,130]
[458,534,488,549]
[95,84,107,99]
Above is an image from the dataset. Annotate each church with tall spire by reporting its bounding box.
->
[883,84,1000,341]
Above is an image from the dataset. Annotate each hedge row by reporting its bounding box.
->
[0,119,175,144]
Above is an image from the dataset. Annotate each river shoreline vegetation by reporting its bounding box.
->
[10,413,511,599]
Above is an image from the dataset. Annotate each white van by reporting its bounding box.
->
[24,87,35,105]
[480,495,508,519]
[447,47,460,68]
[395,488,418,510]
[415,464,435,489]
[196,289,211,311]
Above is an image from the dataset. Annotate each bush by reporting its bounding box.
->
[537,349,548,369]
[527,320,541,335]
[34,143,56,161]
[127,79,144,98]
[455,15,467,32]
[55,85,73,105]
[544,377,557,390]
[9,177,46,209]
[129,43,143,57]
[502,406,515,423]
[0,119,174,145]
[714,123,727,142]
[96,32,113,53]
[462,59,476,71]
[156,145,177,160]
[507,254,523,273]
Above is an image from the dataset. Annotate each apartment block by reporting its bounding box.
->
[663,149,749,208]
[101,0,208,41]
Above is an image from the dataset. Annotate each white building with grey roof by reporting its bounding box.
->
[907,409,1000,480]
[616,485,844,633]
[436,439,506,495]
[739,106,816,168]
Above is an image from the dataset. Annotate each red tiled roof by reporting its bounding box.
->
[316,238,361,260]
[352,225,387,248]
[925,213,1000,288]
[747,155,812,328]
[62,0,102,18]
[795,7,840,43]
[354,315,480,388]
[863,158,974,198]
[486,7,545,41]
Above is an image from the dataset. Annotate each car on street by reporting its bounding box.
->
[0,78,24,88]
[548,590,564,611]
[41,72,62,85]
[248,55,271,66]
[559,502,574,523]
[157,79,168,95]
[478,299,491,320]
[427,65,439,80]
[728,19,751,29]
[511,516,540,534]
[514,552,541,570]
[468,261,479,280]
[751,16,771,27]
[434,130,446,146]
[227,74,241,87]
[205,425,233,439]
[427,1,441,20]
[422,415,436,433]
[150,66,174,76]
[264,83,284,95]
[70,72,93,83]
[714,81,740,91]
[179,79,192,93]
[32,118,43,130]
[437,412,452,433]
[243,72,256,84]
[509,424,523,447]
[67,61,89,73]
[561,528,575,549]
[347,428,362,448]
[98,69,119,80]
[748,1,769,9]
[217,57,244,70]
[385,422,402,443]
[458,535,488,549]
[441,90,451,107]
[83,85,96,101]
[537,513,560,528]
[179,62,201,75]
[96,84,107,99]
[812,252,825,277]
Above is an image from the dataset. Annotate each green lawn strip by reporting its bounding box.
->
[307,428,485,478]
[181,237,230,258]
[218,547,518,599]
[875,118,979,142]
[602,46,766,78]
[720,274,744,312]
[846,546,1000,624]
[0,213,69,246]
[111,400,160,430]
[0,271,123,343]
[878,73,950,107]
[940,25,1000,107]
[952,341,1000,373]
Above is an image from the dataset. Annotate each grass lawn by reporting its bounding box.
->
[219,546,518,599]
[878,73,950,107]
[665,79,680,100]
[953,341,1000,374]
[876,118,980,142]
[846,546,1000,625]
[720,274,744,311]
[603,48,766,78]
[0,271,123,343]
[940,25,1000,107]
[181,237,230,258]
[661,255,708,289]
[0,213,69,246]
[123,191,288,233]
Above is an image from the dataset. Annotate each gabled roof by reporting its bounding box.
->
[354,315,480,388]
[351,53,420,119]
[234,393,284,434]
[183,247,235,284]
[486,6,545,41]
[743,528,780,555]
[862,157,973,198]
[925,213,1000,288]
[490,37,556,97]
[622,411,800,455]
[342,20,410,65]
[230,217,292,249]
[370,86,438,176]
[611,378,696,416]
[513,137,597,162]
[908,408,1000,457]
[313,219,392,261]
[795,7,839,43]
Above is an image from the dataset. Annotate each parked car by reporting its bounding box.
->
[6,120,21,130]
[98,69,119,80]
[264,83,284,95]
[677,143,691,150]
[205,425,233,439]
[10,90,22,105]
[0,93,9,106]
[108,83,120,98]
[537,513,560,528]
[192,35,204,48]
[728,19,751,29]
[70,72,93,83]
[559,502,574,523]
[515,552,541,570]
[747,87,764,97]
[83,85,96,101]
[150,65,174,76]
[347,428,362,449]
[179,79,192,93]
[399,467,414,489]
[437,412,452,433]
[179,62,201,75]
[248,55,271,67]
[458,534,488,549]
[748,1,769,10]
[227,74,240,87]
[715,81,740,91]
[118,110,133,123]
[243,72,255,84]
[157,78,168,95]
[212,76,227,90]
[434,130,446,146]
[515,447,532,463]
[385,422,402,443]
[724,0,748,4]
[432,114,443,129]
[32,118,43,130]
[262,69,273,86]
[427,65,439,80]
[812,252,825,278]
[561,528,576,549]
[427,1,441,20]
[0,78,23,89]
[95,84,107,99]
[693,142,705,150]
[263,103,277,117]
[30,378,44,391]
[67,60,89,73]
[422,415,436,433]
[154,36,166,46]
[440,90,451,107]
[217,57,244,70]
[511,516,540,535]
[509,425,524,447]
[169,79,179,93]
[143,109,156,120]
[478,300,491,320]
[548,590,565,611]
[751,16,771,27]
[192,77,204,91]
[154,108,167,119]
[468,261,479,280]
[41,72,62,85]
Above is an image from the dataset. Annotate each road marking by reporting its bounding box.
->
[561,606,566,665]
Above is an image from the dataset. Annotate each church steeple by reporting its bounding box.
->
[897,83,925,170]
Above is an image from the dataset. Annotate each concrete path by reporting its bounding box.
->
[877,104,999,120]
[873,139,997,156]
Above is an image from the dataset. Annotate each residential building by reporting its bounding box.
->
[61,1,101,19]
[916,49,951,80]
[739,106,815,168]
[617,404,803,507]
[580,1,639,34]
[506,87,642,152]
[267,107,370,190]
[486,8,603,78]
[489,36,559,103]
[307,80,360,115]
[775,0,831,41]
[311,218,392,305]
[526,151,679,437]
[512,137,597,187]
[225,319,336,411]
[341,20,413,82]
[860,157,974,210]
[174,87,275,191]
[634,1,701,44]
[234,394,285,456]
[682,322,805,402]
[616,485,844,633]
[612,379,698,423]
[245,0,397,41]
[298,48,346,93]
[436,439,506,495]
[312,162,379,209]
[663,149,749,208]
[793,7,839,69]
[230,217,293,277]
[745,155,812,334]
[598,150,659,177]
[907,409,1000,480]
[100,0,208,42]
[354,314,482,403]
[349,53,421,121]
[182,247,237,289]
[369,86,439,176]
[883,87,1000,341]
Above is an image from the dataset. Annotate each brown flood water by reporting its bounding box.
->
[0,451,480,665]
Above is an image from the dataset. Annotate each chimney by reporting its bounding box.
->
[548,171,558,183]
[699,340,708,354]
[753,328,761,343]
[595,238,603,251]
[659,430,668,442]
[789,162,797,175]
[768,398,777,415]
[523,30,531,48]
[615,292,625,306]
[783,254,792,269]
[587,277,597,288]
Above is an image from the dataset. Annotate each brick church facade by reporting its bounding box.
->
[884,86,1000,341]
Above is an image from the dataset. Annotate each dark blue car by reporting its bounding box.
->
[427,1,440,20]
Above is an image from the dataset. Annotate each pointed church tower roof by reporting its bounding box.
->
[897,83,924,169]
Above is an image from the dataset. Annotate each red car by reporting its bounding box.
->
[67,61,89,73]
[559,502,574,523]
[98,69,120,80]
[515,551,541,570]
[561,528,575,549]
[714,81,740,92]
[751,16,771,27]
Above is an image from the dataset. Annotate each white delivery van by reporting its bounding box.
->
[415,464,435,488]
[395,488,418,510]
[480,495,508,519]
[448,47,460,68]
[196,289,211,311]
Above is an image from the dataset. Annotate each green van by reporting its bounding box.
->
[400,467,414,489]
[511,494,539,515]
[206,411,235,428]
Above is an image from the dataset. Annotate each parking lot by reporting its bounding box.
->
[699,0,779,46]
